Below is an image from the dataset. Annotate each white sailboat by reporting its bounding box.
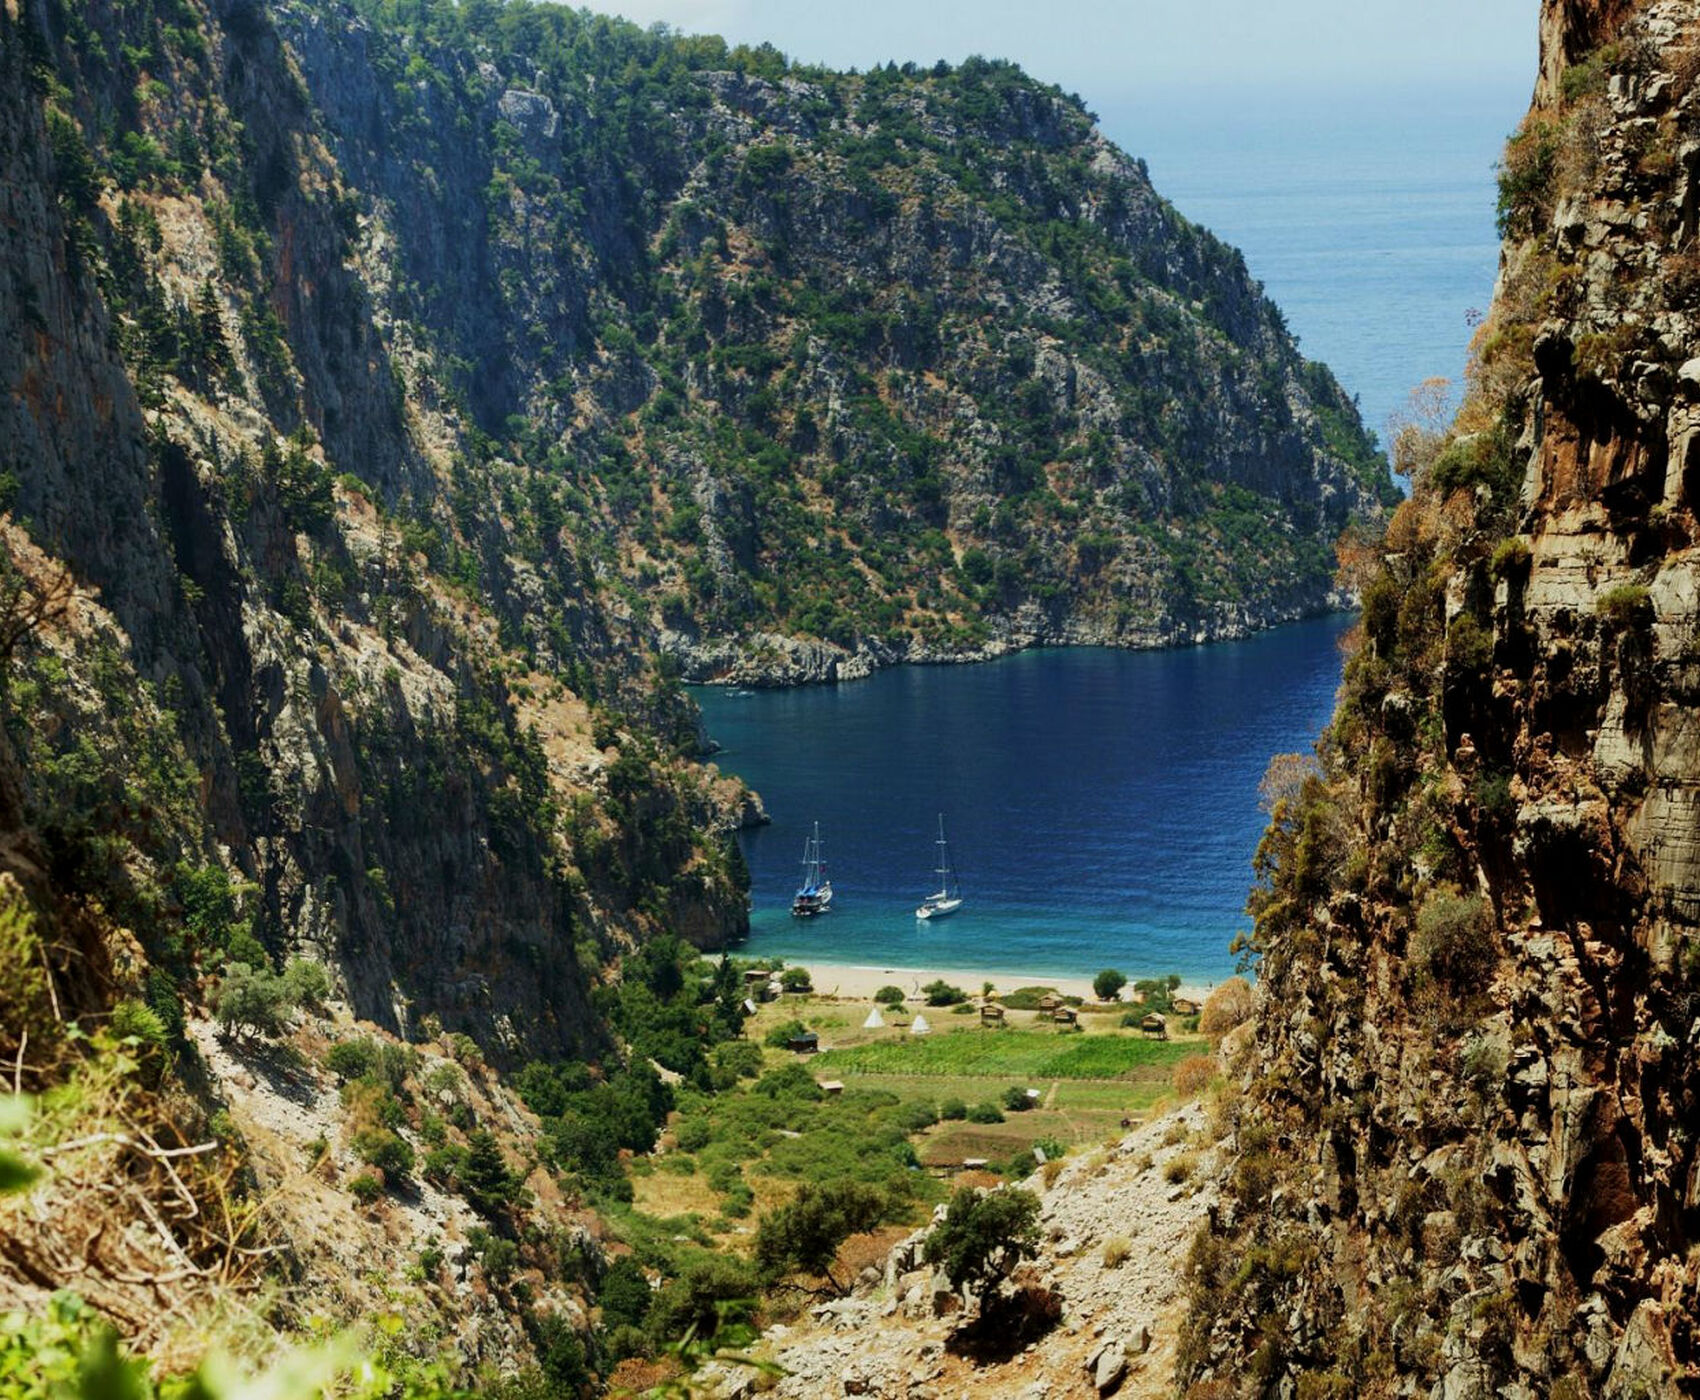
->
[790,822,833,918]
[915,814,963,920]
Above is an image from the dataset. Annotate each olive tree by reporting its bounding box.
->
[922,1186,1041,1304]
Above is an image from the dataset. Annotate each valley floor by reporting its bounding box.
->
[701,1101,1222,1399]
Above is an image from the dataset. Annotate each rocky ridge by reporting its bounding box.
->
[275,0,1394,685]
[1179,2,1700,1395]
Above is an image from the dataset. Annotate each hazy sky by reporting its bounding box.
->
[585,0,1537,102]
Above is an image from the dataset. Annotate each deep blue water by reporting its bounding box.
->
[694,616,1352,983]
[1099,83,1525,445]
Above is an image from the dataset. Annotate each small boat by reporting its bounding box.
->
[915,815,963,920]
[791,822,833,918]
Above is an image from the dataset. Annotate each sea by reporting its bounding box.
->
[694,82,1526,986]
[695,618,1351,985]
[1100,81,1527,443]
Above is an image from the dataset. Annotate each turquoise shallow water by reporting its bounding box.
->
[694,615,1351,984]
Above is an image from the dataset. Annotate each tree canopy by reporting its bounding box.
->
[922,1186,1041,1300]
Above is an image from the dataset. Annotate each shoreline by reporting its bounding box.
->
[785,959,1218,1006]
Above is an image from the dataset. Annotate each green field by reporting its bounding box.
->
[812,1029,1193,1080]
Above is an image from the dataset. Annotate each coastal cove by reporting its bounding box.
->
[695,614,1354,985]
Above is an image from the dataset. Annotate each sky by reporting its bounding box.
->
[583,0,1537,103]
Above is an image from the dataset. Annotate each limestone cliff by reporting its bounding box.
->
[1182,2,1700,1395]
[0,0,752,1063]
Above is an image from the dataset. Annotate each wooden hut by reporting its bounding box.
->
[1053,1004,1078,1025]
[788,1030,820,1055]
[819,1080,844,1096]
[980,1003,1006,1026]
[1141,1013,1168,1040]
[1036,994,1062,1021]
[1171,996,1200,1016]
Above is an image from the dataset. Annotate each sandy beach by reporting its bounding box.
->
[791,959,1216,1005]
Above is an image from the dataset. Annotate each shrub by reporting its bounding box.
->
[646,1253,761,1345]
[282,957,331,1009]
[446,1032,483,1067]
[1412,888,1497,992]
[1172,1055,1216,1098]
[753,1063,823,1101]
[921,980,967,1006]
[469,1226,519,1282]
[779,966,813,993]
[348,1172,383,1204]
[763,1018,811,1049]
[1092,969,1127,1001]
[874,985,906,1005]
[352,1128,415,1182]
[922,1186,1041,1297]
[1163,1152,1197,1185]
[109,998,169,1050]
[713,1040,765,1080]
[326,1037,378,1081]
[599,1256,654,1333]
[1489,536,1532,581]
[939,1097,968,1120]
[1199,977,1253,1035]
[1496,116,1561,238]
[1001,1085,1036,1113]
[1102,1235,1131,1269]
[966,1102,1005,1124]
[674,1117,712,1152]
[998,986,1061,1011]
[754,1179,887,1293]
[1446,613,1494,676]
[423,1144,469,1188]
[895,1101,940,1132]
[1597,583,1652,628]
[214,962,293,1039]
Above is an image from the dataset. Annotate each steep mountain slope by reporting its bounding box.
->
[1,0,755,1066]
[0,0,1389,1386]
[281,0,1394,681]
[1183,2,1700,1394]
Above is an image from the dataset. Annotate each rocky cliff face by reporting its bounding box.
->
[0,0,752,1062]
[1182,2,1700,1395]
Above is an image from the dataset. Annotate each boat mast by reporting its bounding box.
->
[935,814,949,897]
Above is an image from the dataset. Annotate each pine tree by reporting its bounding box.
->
[462,1128,514,1216]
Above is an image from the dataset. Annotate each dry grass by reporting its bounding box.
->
[630,1166,723,1221]
[1163,1152,1197,1185]
[1198,979,1252,1036]
[1101,1235,1132,1269]
[1172,1055,1217,1098]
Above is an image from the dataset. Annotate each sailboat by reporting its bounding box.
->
[790,822,833,918]
[915,814,963,920]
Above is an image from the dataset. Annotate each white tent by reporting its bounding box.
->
[910,1013,932,1036]
[862,1005,886,1030]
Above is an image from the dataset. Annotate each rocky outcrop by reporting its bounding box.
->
[740,1103,1221,1400]
[1182,2,1700,1394]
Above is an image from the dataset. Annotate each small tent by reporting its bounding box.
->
[910,1013,932,1036]
[862,1005,886,1030]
